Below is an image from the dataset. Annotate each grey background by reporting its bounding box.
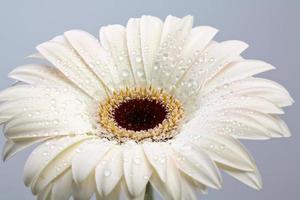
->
[0,0,299,199]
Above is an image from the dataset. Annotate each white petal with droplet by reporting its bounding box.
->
[37,42,107,100]
[143,142,168,182]
[96,146,123,196]
[23,135,89,188]
[140,15,163,84]
[123,143,152,197]
[189,133,256,171]
[171,141,222,189]
[99,25,135,87]
[126,18,147,86]
[72,139,111,183]
[64,30,120,92]
[150,155,182,200]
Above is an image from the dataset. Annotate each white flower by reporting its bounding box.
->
[1,15,293,200]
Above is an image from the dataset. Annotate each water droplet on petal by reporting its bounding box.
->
[122,70,129,77]
[43,152,49,156]
[137,70,144,77]
[104,169,111,177]
[134,157,141,164]
[135,56,142,63]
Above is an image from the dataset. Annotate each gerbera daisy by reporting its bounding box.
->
[1,15,293,200]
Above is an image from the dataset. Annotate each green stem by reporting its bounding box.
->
[144,182,154,200]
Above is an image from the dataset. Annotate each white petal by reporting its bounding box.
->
[50,35,69,45]
[171,141,222,189]
[72,139,111,183]
[2,84,93,140]
[0,83,85,102]
[180,174,198,200]
[228,78,293,107]
[72,171,96,200]
[126,18,147,86]
[4,108,92,141]
[182,26,218,59]
[32,143,81,195]
[204,41,248,82]
[274,116,291,137]
[37,184,52,200]
[143,142,168,182]
[220,164,262,190]
[51,170,73,200]
[99,25,135,87]
[160,15,193,43]
[174,41,247,102]
[140,15,163,84]
[2,137,48,161]
[8,64,76,89]
[150,156,182,200]
[26,52,44,59]
[210,109,287,138]
[200,93,284,115]
[23,135,88,190]
[203,119,271,140]
[151,15,194,88]
[160,15,181,40]
[64,30,120,92]
[37,41,107,100]
[122,180,146,200]
[96,183,121,200]
[149,173,169,200]
[204,77,293,108]
[204,59,275,94]
[123,143,152,197]
[190,133,256,171]
[96,146,123,196]
[167,26,218,91]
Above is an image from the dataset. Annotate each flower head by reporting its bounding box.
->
[1,15,293,200]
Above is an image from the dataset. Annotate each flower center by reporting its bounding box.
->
[113,99,167,131]
[98,87,184,142]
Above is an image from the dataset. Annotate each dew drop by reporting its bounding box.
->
[219,144,226,150]
[135,56,142,63]
[209,57,216,63]
[50,99,56,105]
[121,70,129,77]
[134,157,141,164]
[137,70,144,77]
[75,148,81,153]
[104,169,111,177]
[43,152,49,156]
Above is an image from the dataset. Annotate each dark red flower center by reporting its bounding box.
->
[113,98,167,131]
